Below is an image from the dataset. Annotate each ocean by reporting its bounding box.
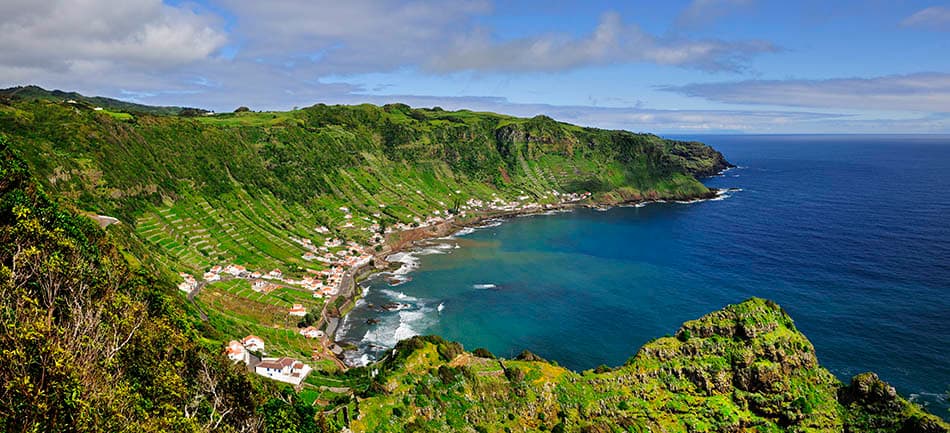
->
[338,135,950,416]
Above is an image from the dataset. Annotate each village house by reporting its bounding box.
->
[203,271,220,282]
[178,272,198,292]
[288,304,307,316]
[299,326,324,339]
[225,264,247,277]
[252,280,268,292]
[267,269,282,279]
[241,335,264,352]
[255,357,311,385]
[225,340,248,364]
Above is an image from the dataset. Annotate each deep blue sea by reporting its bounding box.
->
[339,135,950,416]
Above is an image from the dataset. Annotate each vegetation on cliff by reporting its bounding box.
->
[340,299,946,433]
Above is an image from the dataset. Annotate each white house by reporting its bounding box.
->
[225,340,248,364]
[299,326,324,339]
[252,280,268,292]
[289,304,307,317]
[203,272,220,282]
[255,357,312,385]
[241,335,264,352]
[225,264,246,277]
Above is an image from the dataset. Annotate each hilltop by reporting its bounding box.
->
[0,85,210,116]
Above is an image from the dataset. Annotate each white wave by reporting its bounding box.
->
[415,242,455,256]
[454,226,477,236]
[342,351,372,367]
[380,289,419,302]
[361,308,435,348]
[393,309,426,342]
[387,251,420,276]
[473,283,496,289]
[437,302,444,312]
[478,219,504,228]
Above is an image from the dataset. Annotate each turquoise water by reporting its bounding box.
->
[339,135,950,415]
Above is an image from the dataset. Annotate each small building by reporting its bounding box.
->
[289,304,307,317]
[203,272,220,282]
[252,280,268,292]
[241,335,264,352]
[225,340,247,364]
[268,269,283,279]
[255,357,312,385]
[225,264,246,277]
[299,326,324,339]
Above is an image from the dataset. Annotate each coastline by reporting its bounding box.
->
[324,184,734,367]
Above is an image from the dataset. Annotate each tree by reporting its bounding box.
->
[234,106,251,113]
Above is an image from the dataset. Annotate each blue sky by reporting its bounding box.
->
[1,0,949,133]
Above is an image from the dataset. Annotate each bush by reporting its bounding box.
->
[504,366,526,383]
[234,106,250,113]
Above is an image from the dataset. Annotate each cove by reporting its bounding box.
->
[339,134,950,415]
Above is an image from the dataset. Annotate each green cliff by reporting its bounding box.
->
[343,299,946,432]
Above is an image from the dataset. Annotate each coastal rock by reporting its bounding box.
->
[353,298,948,433]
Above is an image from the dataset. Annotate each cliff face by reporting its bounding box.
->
[350,298,947,433]
[0,95,727,225]
[665,139,734,177]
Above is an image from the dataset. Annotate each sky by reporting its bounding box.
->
[1,0,949,133]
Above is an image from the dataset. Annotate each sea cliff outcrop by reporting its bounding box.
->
[349,298,948,433]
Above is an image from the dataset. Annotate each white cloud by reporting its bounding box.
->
[213,0,491,73]
[660,73,950,113]
[0,0,226,74]
[901,6,950,31]
[427,12,777,73]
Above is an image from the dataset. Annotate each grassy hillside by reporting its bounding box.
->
[0,85,207,116]
[0,136,275,432]
[337,299,947,433]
